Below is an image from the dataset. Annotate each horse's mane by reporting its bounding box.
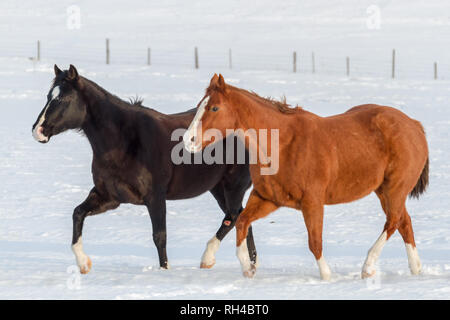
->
[128,95,144,107]
[78,77,146,109]
[208,83,301,114]
[246,90,300,114]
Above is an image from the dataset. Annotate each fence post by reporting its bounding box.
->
[147,48,151,66]
[106,38,110,65]
[36,40,41,61]
[392,49,395,79]
[194,47,199,69]
[293,51,297,73]
[434,62,437,80]
[346,56,350,76]
[229,48,232,69]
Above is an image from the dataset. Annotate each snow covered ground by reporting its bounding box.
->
[0,0,449,299]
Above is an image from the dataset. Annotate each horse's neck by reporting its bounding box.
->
[80,82,128,155]
[232,91,297,166]
[233,90,292,132]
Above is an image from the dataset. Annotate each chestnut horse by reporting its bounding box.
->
[184,74,429,280]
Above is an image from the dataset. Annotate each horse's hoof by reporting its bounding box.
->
[79,256,92,274]
[200,262,215,269]
[160,263,171,270]
[361,270,375,279]
[242,264,256,278]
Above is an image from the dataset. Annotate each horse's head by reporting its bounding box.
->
[32,64,87,143]
[184,74,238,152]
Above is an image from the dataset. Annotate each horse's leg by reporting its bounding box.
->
[72,187,119,274]
[202,184,257,268]
[146,189,169,269]
[235,190,278,278]
[398,208,422,275]
[376,191,421,275]
[362,189,406,278]
[301,198,331,280]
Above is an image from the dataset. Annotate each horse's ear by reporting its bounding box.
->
[209,73,219,86]
[54,64,62,76]
[67,64,79,81]
[218,74,226,89]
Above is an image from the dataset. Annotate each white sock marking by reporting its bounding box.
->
[362,231,387,276]
[72,237,90,271]
[201,236,221,267]
[317,256,332,280]
[237,238,253,273]
[405,243,422,275]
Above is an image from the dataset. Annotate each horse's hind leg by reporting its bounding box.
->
[235,190,278,278]
[72,187,119,274]
[362,187,421,278]
[377,190,422,275]
[398,208,422,275]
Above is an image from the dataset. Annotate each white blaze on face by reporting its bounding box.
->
[183,96,210,153]
[32,85,60,142]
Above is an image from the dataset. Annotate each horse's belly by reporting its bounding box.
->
[325,169,384,204]
[166,163,226,200]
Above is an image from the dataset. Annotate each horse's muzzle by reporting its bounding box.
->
[32,125,49,143]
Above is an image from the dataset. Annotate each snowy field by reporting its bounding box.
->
[1,0,450,299]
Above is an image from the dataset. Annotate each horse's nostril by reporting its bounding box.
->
[190,136,195,142]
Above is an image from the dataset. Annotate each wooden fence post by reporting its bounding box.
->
[392,49,396,79]
[106,38,110,65]
[37,40,41,61]
[346,56,350,76]
[293,51,297,73]
[195,47,199,69]
[434,62,437,80]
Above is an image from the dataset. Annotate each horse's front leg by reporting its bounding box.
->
[145,189,169,269]
[72,187,119,274]
[235,191,278,278]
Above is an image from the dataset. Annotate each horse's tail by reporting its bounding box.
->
[409,157,429,199]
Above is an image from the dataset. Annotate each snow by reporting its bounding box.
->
[0,0,449,299]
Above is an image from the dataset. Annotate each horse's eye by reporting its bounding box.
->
[212,106,219,112]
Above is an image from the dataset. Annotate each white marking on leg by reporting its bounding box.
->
[362,231,387,278]
[317,255,332,281]
[200,236,220,268]
[405,243,422,275]
[32,85,61,142]
[237,238,255,277]
[72,237,91,273]
[184,96,209,152]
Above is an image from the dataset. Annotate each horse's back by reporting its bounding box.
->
[318,104,427,204]
[343,104,427,148]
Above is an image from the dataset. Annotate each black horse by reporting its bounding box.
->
[32,65,256,273]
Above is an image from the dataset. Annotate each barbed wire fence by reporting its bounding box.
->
[6,39,449,81]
